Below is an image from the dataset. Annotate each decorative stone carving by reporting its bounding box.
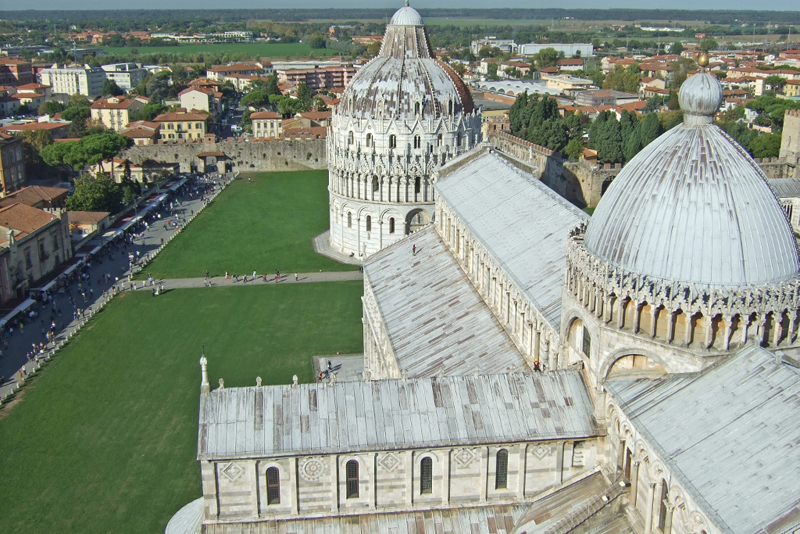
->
[378,452,401,472]
[299,457,329,481]
[452,447,477,468]
[220,462,244,482]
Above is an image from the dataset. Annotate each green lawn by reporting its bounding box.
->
[0,282,363,534]
[143,170,355,279]
[102,42,338,58]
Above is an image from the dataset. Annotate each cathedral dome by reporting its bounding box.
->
[337,2,474,120]
[583,72,800,288]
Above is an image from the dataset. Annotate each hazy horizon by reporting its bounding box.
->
[3,1,800,13]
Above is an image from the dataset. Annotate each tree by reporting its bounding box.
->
[145,71,171,102]
[240,90,269,108]
[592,112,624,163]
[534,47,559,69]
[62,105,92,137]
[486,63,500,81]
[296,82,312,110]
[133,102,168,122]
[699,38,719,53]
[66,174,124,214]
[38,100,65,116]
[749,133,782,158]
[18,130,53,176]
[670,41,684,54]
[565,137,585,160]
[640,113,664,147]
[79,133,131,173]
[667,91,680,111]
[40,140,77,169]
[623,127,642,162]
[102,78,124,97]
[764,75,787,92]
[603,64,641,94]
[367,42,382,57]
[309,36,326,49]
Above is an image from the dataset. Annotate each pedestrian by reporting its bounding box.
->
[206,270,210,280]
[412,244,416,256]
[295,273,298,282]
[225,271,229,280]
[253,270,257,279]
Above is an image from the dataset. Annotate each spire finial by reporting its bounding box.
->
[405,0,409,5]
[200,355,210,394]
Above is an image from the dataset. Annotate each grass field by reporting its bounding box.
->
[102,42,339,58]
[142,170,356,279]
[0,282,363,534]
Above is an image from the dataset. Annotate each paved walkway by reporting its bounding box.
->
[145,271,362,290]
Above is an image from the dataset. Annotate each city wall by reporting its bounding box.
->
[121,138,327,174]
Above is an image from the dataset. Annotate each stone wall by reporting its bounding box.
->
[780,109,800,165]
[202,440,600,524]
[120,138,327,174]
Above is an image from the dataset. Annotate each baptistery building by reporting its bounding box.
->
[327,3,482,258]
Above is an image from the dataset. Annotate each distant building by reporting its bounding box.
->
[0,121,71,140]
[517,43,593,58]
[153,110,210,142]
[0,57,34,87]
[249,111,282,138]
[470,37,517,56]
[205,63,267,83]
[275,64,356,90]
[101,62,148,90]
[120,120,160,146]
[178,87,222,115]
[575,89,640,107]
[0,132,25,194]
[90,95,151,132]
[38,64,106,98]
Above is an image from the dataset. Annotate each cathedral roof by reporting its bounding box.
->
[365,226,525,377]
[607,345,800,534]
[436,147,588,329]
[583,71,800,288]
[336,3,473,120]
[198,372,596,459]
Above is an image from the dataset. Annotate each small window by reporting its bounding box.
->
[437,133,442,146]
[658,481,669,531]
[267,467,280,505]
[366,215,372,233]
[415,102,420,115]
[582,326,591,357]
[348,131,354,145]
[448,100,454,115]
[39,240,46,258]
[420,457,432,494]
[414,135,421,149]
[347,212,352,228]
[389,135,396,149]
[389,218,395,234]
[457,132,462,147]
[372,177,379,192]
[366,133,372,147]
[495,449,508,489]
[53,234,60,250]
[414,177,421,194]
[346,460,359,499]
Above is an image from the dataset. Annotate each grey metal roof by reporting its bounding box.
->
[606,345,800,534]
[768,178,800,199]
[435,149,589,328]
[202,503,530,534]
[584,73,800,288]
[198,371,596,459]
[338,10,473,119]
[365,226,525,377]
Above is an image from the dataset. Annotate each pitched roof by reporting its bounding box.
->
[90,96,149,109]
[435,148,588,328]
[607,346,800,534]
[0,122,70,134]
[0,186,68,208]
[365,226,526,377]
[198,371,596,459]
[250,111,282,120]
[153,111,210,122]
[67,211,110,224]
[0,203,58,241]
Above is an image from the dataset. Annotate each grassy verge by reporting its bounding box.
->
[0,282,363,534]
[142,170,355,279]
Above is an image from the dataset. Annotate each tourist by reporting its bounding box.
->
[412,244,416,256]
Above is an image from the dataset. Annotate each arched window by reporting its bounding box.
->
[347,212,352,228]
[495,449,508,489]
[348,131,354,145]
[346,460,359,499]
[420,457,433,494]
[267,467,281,505]
[437,133,442,146]
[389,218,395,234]
[366,215,372,233]
[366,133,372,147]
[448,100,454,115]
[414,177,421,194]
[415,102,421,115]
[414,135,421,149]
[658,481,669,531]
[456,132,462,147]
[389,135,397,149]
[372,177,379,192]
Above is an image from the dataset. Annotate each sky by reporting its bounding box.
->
[9,0,800,12]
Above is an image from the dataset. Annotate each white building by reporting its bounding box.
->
[470,37,517,56]
[38,64,106,98]
[101,62,147,90]
[166,14,800,534]
[327,4,482,258]
[517,43,594,58]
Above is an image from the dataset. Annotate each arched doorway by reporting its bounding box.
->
[405,209,429,235]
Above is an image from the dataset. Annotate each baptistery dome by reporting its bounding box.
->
[327,2,481,259]
[338,3,473,121]
[583,71,800,288]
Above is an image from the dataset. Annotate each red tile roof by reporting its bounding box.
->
[0,203,58,241]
